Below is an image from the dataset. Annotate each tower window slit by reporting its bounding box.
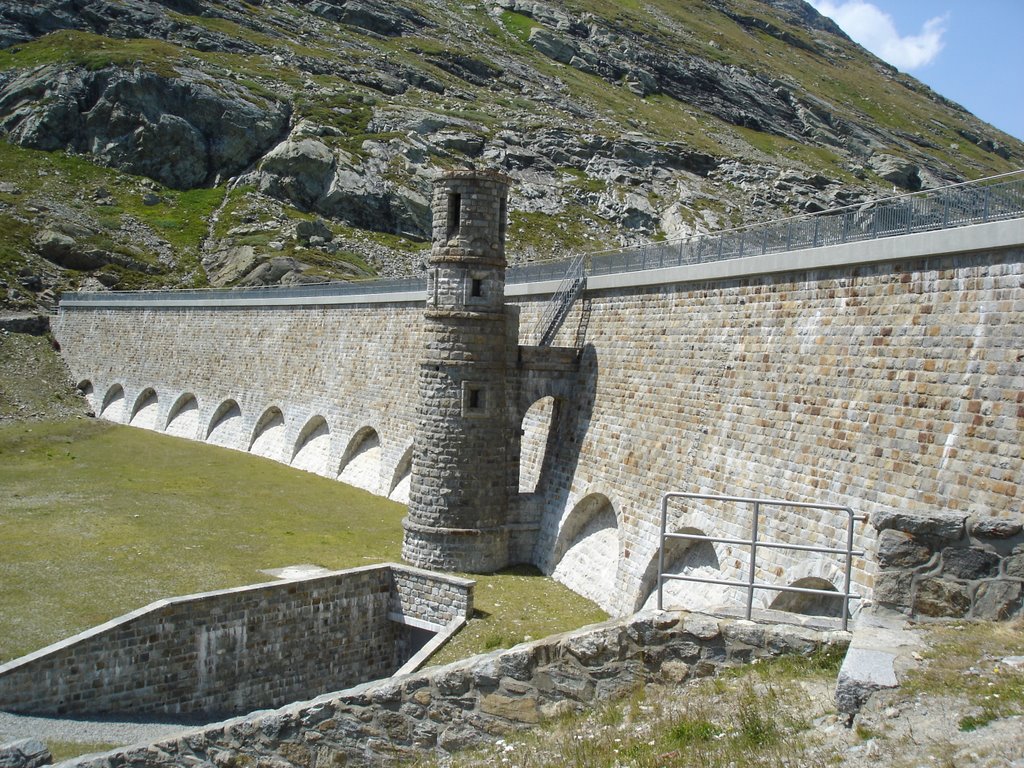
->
[447,193,462,240]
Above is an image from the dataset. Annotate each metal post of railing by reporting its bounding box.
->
[657,495,668,611]
[746,501,760,621]
[983,185,991,223]
[842,509,855,630]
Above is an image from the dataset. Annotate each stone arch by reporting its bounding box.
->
[550,493,621,614]
[129,388,160,430]
[76,380,96,412]
[249,406,286,461]
[338,427,382,494]
[637,528,733,613]
[165,393,200,439]
[769,577,845,618]
[388,444,414,504]
[291,416,331,476]
[206,399,244,449]
[519,395,557,494]
[100,384,127,423]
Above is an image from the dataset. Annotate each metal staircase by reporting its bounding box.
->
[535,252,586,347]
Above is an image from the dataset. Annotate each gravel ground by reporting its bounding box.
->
[0,710,198,754]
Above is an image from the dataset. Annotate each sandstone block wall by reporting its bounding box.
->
[65,610,849,768]
[513,246,1024,616]
[53,238,1024,618]
[53,303,424,499]
[0,565,472,718]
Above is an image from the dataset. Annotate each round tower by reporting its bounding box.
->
[402,168,513,573]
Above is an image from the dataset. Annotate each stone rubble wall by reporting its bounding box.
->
[871,510,1024,619]
[0,565,472,719]
[64,610,850,768]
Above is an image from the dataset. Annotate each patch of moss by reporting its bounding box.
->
[0,30,186,77]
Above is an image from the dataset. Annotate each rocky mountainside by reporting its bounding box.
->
[0,0,1021,311]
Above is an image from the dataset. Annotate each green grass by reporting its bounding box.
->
[0,30,186,77]
[901,619,1024,732]
[0,418,606,665]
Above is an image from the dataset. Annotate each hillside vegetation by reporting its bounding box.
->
[1,0,1021,312]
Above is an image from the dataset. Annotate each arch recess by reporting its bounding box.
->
[100,384,127,423]
[768,577,844,618]
[206,399,244,449]
[249,407,286,461]
[388,445,414,504]
[76,380,96,412]
[550,493,620,614]
[291,416,331,476]
[519,396,556,494]
[638,528,733,613]
[338,427,382,495]
[129,388,160,430]
[165,394,200,439]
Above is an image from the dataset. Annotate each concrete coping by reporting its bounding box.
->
[57,219,1024,309]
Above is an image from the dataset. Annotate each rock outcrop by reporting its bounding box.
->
[0,0,1020,309]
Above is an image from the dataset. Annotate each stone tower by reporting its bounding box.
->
[402,168,513,573]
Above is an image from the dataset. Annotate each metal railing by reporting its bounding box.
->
[656,492,868,630]
[60,171,1023,307]
[589,169,1024,277]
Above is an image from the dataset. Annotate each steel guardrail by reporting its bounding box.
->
[59,170,1023,307]
[657,492,869,630]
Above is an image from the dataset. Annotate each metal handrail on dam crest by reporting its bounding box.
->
[59,170,1023,307]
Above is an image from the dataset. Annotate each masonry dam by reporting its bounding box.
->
[51,170,1024,624]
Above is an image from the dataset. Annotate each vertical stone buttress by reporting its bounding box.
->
[402,169,513,573]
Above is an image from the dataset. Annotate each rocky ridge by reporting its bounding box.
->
[0,0,1021,310]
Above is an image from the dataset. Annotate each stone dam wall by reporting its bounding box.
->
[63,609,849,768]
[0,565,472,718]
[53,220,1024,618]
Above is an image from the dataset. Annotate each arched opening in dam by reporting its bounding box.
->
[519,395,556,494]
[100,384,127,423]
[129,388,159,430]
[338,427,382,494]
[207,399,244,449]
[551,493,620,614]
[76,379,95,412]
[769,577,844,618]
[250,406,287,461]
[166,393,200,439]
[291,415,331,476]
[388,445,413,504]
[638,528,731,613]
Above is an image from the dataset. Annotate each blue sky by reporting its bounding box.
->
[807,1,1024,142]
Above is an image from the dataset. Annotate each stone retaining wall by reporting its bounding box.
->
[871,510,1024,619]
[0,565,472,719]
[64,610,849,768]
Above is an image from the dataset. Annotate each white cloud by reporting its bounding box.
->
[809,0,947,70]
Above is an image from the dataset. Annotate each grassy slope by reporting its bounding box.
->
[0,416,606,665]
